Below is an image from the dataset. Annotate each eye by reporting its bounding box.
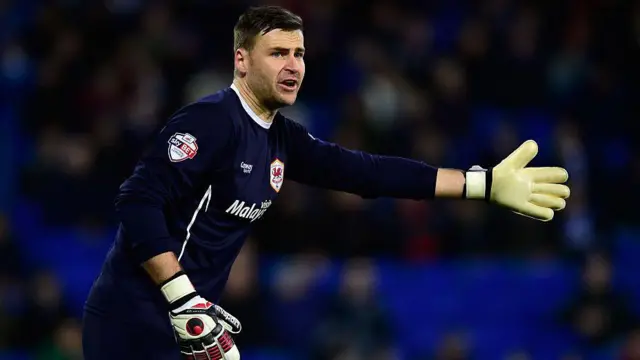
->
[294,52,304,58]
[272,51,289,58]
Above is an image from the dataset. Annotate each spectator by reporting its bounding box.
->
[21,271,71,349]
[35,318,83,360]
[311,258,394,360]
[620,328,640,360]
[561,253,637,349]
[433,332,470,360]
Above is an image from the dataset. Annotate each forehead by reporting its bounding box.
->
[255,29,304,50]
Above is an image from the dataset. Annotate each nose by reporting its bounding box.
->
[284,55,300,74]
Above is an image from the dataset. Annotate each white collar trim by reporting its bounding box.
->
[230,83,272,129]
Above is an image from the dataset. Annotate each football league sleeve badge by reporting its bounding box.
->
[168,133,199,162]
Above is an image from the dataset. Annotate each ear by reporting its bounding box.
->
[234,48,249,76]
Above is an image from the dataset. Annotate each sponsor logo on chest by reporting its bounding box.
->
[225,199,272,222]
[225,158,283,221]
[240,162,253,174]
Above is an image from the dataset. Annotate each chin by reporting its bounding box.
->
[276,93,298,106]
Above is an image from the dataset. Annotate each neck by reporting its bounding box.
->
[232,79,277,123]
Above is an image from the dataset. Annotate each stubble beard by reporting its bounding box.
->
[249,66,290,111]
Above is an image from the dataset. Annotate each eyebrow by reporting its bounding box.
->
[271,46,305,53]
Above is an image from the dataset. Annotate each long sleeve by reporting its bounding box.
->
[284,119,438,200]
[115,102,234,264]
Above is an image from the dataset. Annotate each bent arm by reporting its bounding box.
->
[115,103,232,266]
[143,251,183,284]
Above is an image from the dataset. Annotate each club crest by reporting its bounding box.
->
[270,159,284,192]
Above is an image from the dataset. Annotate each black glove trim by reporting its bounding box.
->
[484,167,493,201]
[463,166,493,201]
[160,271,198,310]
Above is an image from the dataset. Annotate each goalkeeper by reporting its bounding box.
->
[82,5,570,360]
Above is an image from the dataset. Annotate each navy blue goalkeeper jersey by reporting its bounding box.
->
[85,84,438,321]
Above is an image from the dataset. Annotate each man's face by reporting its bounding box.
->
[241,29,305,109]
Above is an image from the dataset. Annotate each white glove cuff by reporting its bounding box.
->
[465,166,487,200]
[161,273,196,304]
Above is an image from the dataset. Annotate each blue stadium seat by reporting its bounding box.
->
[470,325,534,358]
[376,260,580,359]
[600,138,631,170]
[431,9,464,52]
[584,340,624,360]
[0,350,32,360]
[470,105,508,146]
[241,349,295,360]
[15,223,113,317]
[515,109,554,162]
[614,227,640,272]
[613,227,640,315]
[525,325,580,359]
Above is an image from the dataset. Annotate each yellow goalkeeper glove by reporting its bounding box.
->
[464,140,570,221]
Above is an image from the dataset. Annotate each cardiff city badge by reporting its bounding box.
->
[168,132,198,162]
[270,158,284,192]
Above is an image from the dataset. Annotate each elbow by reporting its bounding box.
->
[114,174,167,211]
[113,191,174,264]
[114,170,170,213]
[114,187,166,224]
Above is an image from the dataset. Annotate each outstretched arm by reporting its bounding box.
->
[284,121,569,221]
[284,122,446,200]
[434,169,466,198]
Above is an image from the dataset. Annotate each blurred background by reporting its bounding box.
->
[1,0,639,359]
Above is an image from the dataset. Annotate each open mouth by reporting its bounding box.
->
[278,79,298,91]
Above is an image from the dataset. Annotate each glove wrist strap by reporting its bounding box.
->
[160,271,197,309]
[464,166,492,201]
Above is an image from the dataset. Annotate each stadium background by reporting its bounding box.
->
[1,0,639,359]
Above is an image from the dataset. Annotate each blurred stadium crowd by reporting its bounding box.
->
[1,0,640,359]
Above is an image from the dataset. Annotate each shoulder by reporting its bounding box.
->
[150,88,242,162]
[195,87,238,109]
[165,88,240,136]
[277,114,323,147]
[275,113,309,136]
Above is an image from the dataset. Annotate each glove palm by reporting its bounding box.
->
[467,140,570,221]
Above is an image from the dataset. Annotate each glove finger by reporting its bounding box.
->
[532,183,570,199]
[219,321,238,335]
[501,140,538,169]
[514,202,554,222]
[529,194,566,211]
[214,305,242,334]
[222,344,241,360]
[523,167,569,184]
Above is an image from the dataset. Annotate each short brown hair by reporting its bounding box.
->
[233,6,303,52]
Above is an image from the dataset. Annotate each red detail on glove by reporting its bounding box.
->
[186,318,205,336]
[207,345,223,360]
[193,301,213,309]
[218,332,234,352]
[193,325,203,335]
